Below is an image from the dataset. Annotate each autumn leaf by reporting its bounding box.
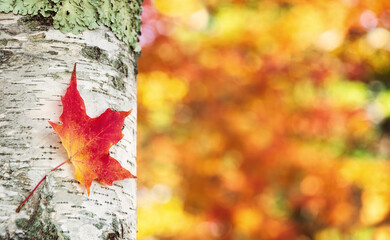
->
[48,64,135,195]
[16,64,135,213]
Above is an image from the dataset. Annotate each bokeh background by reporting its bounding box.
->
[137,0,390,239]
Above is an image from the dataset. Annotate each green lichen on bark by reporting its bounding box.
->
[15,205,68,240]
[0,38,8,45]
[0,0,142,52]
[81,45,105,61]
[104,218,122,240]
[18,14,53,31]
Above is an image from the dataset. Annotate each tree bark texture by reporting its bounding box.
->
[0,13,137,240]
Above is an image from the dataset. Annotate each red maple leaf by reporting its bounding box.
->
[17,64,135,212]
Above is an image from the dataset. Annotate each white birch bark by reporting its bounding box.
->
[0,13,137,240]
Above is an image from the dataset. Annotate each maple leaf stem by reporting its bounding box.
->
[16,159,70,213]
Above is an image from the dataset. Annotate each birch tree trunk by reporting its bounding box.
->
[0,13,137,240]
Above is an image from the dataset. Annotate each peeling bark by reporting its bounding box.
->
[0,13,137,240]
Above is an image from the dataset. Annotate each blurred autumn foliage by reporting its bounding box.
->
[137,0,390,239]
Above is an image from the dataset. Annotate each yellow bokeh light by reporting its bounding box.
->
[373,226,390,240]
[360,191,390,225]
[154,0,203,16]
[138,196,195,239]
[367,28,390,49]
[233,207,263,234]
